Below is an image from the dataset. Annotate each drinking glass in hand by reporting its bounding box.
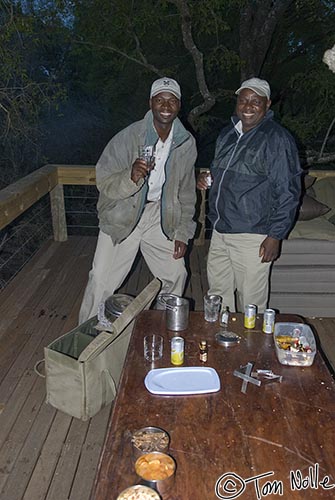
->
[138,145,155,170]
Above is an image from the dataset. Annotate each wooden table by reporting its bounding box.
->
[91,312,335,500]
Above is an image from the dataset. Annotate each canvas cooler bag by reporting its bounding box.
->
[44,278,160,420]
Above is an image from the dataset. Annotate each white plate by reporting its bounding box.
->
[144,367,221,395]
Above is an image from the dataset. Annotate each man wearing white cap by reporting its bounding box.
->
[197,77,302,313]
[79,77,197,323]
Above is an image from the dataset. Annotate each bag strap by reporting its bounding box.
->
[34,359,46,378]
[78,278,161,362]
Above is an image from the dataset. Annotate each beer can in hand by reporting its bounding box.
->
[206,171,212,187]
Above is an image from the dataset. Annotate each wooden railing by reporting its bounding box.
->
[0,164,333,243]
[0,165,95,241]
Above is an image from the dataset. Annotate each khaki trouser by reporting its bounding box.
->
[79,202,187,323]
[207,230,271,313]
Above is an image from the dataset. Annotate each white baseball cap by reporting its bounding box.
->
[150,77,181,99]
[235,77,271,100]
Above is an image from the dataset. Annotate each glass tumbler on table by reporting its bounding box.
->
[144,334,163,362]
[203,294,221,322]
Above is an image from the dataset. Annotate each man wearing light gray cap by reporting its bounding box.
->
[79,77,197,323]
[197,77,302,313]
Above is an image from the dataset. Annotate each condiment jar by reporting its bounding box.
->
[199,340,208,362]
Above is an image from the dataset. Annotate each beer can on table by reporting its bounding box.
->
[171,336,184,365]
[263,309,276,334]
[244,304,256,329]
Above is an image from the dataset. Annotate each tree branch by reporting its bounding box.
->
[239,0,294,79]
[74,40,163,76]
[319,117,335,159]
[167,0,215,129]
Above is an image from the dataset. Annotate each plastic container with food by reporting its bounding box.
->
[116,484,160,499]
[131,427,170,459]
[274,322,316,367]
[135,452,176,495]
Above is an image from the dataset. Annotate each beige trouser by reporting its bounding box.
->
[207,230,271,313]
[79,202,187,323]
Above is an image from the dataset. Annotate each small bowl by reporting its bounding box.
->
[131,427,170,459]
[135,452,176,495]
[215,331,241,347]
[116,484,160,499]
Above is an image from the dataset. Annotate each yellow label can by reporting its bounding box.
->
[171,336,184,365]
[244,304,256,329]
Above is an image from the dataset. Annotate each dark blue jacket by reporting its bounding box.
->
[208,110,302,240]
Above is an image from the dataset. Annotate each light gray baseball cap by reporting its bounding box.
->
[150,77,181,99]
[235,77,271,100]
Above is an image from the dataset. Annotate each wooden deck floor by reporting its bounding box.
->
[0,236,334,500]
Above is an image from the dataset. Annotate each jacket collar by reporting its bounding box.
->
[231,109,274,132]
[143,110,190,148]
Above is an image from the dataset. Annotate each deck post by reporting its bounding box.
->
[50,184,67,241]
[194,189,206,246]
[194,168,208,246]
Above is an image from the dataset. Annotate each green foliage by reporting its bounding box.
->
[280,66,335,144]
[1,0,335,176]
[261,0,335,149]
[0,0,67,183]
[68,0,245,127]
[0,3,67,129]
[206,46,240,76]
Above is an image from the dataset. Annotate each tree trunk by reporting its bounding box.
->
[239,0,294,80]
[168,0,216,130]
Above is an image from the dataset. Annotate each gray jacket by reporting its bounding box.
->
[96,111,197,244]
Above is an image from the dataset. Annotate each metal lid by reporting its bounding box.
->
[156,293,180,310]
[104,294,134,318]
[215,331,241,347]
[116,485,160,500]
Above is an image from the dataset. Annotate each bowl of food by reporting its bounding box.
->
[116,484,160,500]
[274,322,316,367]
[131,427,170,459]
[135,452,176,495]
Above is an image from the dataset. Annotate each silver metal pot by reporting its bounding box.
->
[157,294,189,331]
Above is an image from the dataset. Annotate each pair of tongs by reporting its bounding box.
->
[233,362,282,393]
[251,369,283,384]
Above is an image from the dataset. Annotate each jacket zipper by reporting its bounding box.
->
[159,139,176,240]
[213,131,242,230]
